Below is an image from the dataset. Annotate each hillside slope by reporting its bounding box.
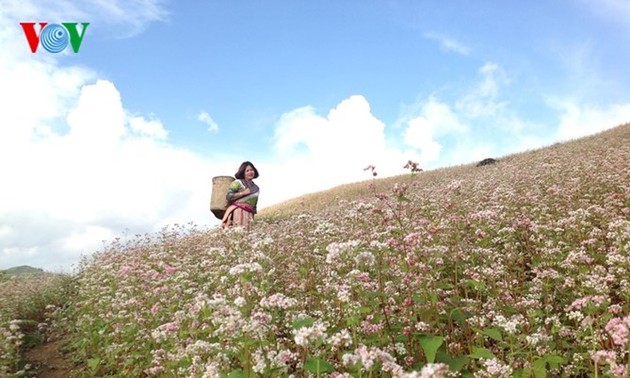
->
[261,123,629,220]
[59,123,629,377]
[1,265,44,277]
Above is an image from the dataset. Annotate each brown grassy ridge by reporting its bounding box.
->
[259,122,629,220]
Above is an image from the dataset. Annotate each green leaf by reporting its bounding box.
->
[533,358,547,378]
[292,317,315,330]
[430,292,438,305]
[244,338,260,347]
[412,294,425,304]
[304,357,335,373]
[513,368,533,378]
[482,328,503,342]
[449,308,468,326]
[359,306,373,314]
[436,350,469,372]
[544,354,565,365]
[437,281,454,290]
[228,370,246,378]
[366,291,387,299]
[87,357,101,372]
[419,335,443,363]
[469,347,496,359]
[465,279,486,290]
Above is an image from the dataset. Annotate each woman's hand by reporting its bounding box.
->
[240,188,251,197]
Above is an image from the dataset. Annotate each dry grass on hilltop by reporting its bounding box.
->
[260,122,630,220]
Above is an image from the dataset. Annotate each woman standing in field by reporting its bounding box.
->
[221,161,260,229]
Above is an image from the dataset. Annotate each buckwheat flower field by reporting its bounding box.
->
[0,272,72,376]
[2,124,629,377]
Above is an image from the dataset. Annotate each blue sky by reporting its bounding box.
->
[1,0,629,272]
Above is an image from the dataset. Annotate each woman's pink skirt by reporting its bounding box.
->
[221,204,254,229]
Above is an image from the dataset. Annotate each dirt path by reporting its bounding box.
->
[23,337,75,378]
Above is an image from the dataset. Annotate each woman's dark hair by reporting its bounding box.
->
[234,161,259,179]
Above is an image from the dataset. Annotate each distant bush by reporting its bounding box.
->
[476,158,497,167]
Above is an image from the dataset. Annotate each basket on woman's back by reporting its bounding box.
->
[210,176,234,219]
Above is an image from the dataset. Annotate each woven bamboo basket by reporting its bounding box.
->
[210,176,234,219]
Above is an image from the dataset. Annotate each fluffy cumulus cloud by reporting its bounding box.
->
[130,116,169,139]
[402,98,467,163]
[398,59,629,168]
[0,77,218,271]
[396,63,511,168]
[552,101,630,142]
[266,95,421,205]
[0,0,217,272]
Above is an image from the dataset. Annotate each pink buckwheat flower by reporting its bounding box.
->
[591,350,615,364]
[159,321,179,333]
[605,315,630,346]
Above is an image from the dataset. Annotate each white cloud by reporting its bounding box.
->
[265,95,421,205]
[0,76,218,271]
[456,62,509,118]
[424,32,471,55]
[404,119,443,163]
[399,62,583,167]
[198,111,220,133]
[61,225,114,251]
[551,100,630,142]
[397,60,630,168]
[402,98,467,164]
[0,0,211,272]
[129,116,168,140]
[66,80,127,144]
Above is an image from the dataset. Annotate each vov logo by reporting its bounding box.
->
[20,22,90,53]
